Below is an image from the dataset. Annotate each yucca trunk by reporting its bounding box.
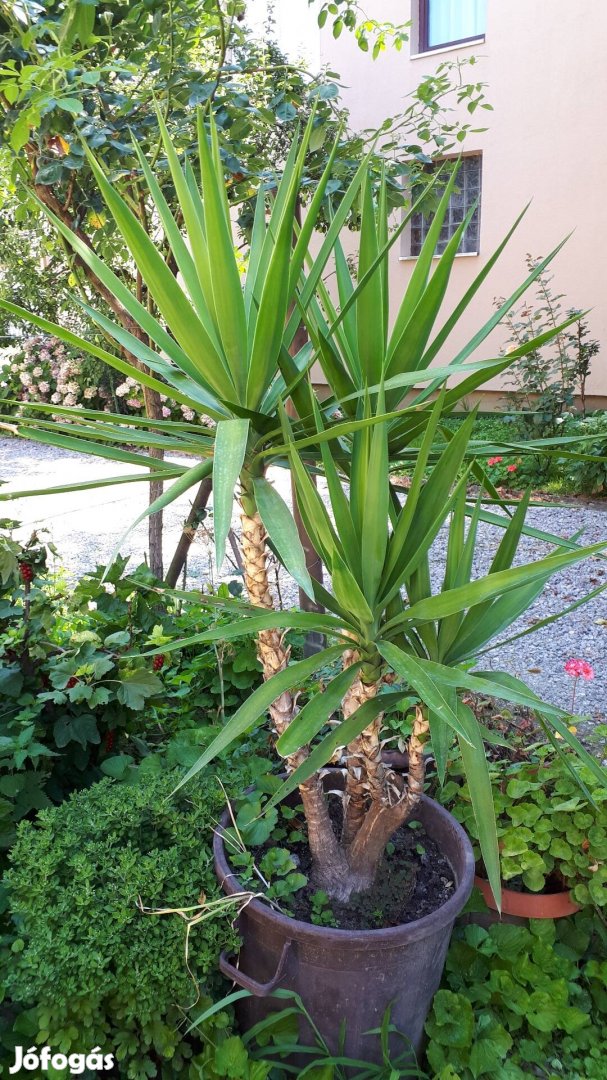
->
[240,509,294,735]
[240,506,350,889]
[341,647,386,848]
[345,707,430,893]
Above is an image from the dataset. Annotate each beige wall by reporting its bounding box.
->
[320,0,607,404]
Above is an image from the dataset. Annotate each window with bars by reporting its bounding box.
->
[408,155,482,258]
[419,0,486,52]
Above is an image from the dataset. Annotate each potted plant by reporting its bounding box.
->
[2,117,606,1065]
[443,745,607,919]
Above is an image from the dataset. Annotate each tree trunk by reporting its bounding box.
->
[345,707,430,893]
[240,505,346,881]
[340,647,387,848]
[165,476,213,588]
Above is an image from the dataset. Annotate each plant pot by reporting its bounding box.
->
[474,874,581,919]
[213,792,475,1065]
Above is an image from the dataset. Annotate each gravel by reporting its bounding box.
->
[1,435,605,721]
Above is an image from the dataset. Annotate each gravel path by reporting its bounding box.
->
[1,435,605,721]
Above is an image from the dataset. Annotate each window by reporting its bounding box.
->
[408,155,482,258]
[419,0,486,52]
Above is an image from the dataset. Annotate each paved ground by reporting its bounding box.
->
[0,435,605,721]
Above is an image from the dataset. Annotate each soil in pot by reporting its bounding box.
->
[253,801,456,929]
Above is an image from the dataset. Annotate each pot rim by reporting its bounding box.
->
[474,873,581,918]
[214,793,475,947]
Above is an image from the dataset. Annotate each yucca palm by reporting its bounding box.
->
[0,110,370,755]
[166,393,606,901]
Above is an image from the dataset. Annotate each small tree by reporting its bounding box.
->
[497,255,600,435]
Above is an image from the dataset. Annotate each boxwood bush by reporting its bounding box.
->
[3,767,261,1079]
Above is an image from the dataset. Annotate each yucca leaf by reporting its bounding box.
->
[436,494,482,660]
[445,580,545,663]
[244,187,268,319]
[130,132,214,329]
[477,579,607,656]
[284,147,376,348]
[383,391,447,581]
[103,458,214,573]
[428,707,452,786]
[419,204,530,372]
[376,641,473,743]
[451,239,573,369]
[380,424,476,607]
[361,392,389,605]
[456,701,501,911]
[82,145,236,399]
[289,125,342,293]
[333,234,358,372]
[213,419,249,569]
[246,158,302,409]
[387,165,459,354]
[356,174,385,385]
[376,656,606,789]
[276,662,363,758]
[331,552,374,630]
[0,471,184,501]
[171,644,348,793]
[385,202,478,395]
[253,476,314,600]
[144,609,349,655]
[386,537,607,629]
[0,422,180,471]
[196,111,248,393]
[311,396,360,577]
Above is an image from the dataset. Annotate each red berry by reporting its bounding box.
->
[152,654,165,672]
[19,562,34,583]
[66,676,78,689]
[105,729,115,752]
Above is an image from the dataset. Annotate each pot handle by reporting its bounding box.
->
[219,940,292,997]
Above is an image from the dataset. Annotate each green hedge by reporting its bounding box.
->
[4,768,252,1079]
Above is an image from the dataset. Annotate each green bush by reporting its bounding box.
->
[563,412,607,494]
[0,529,261,853]
[3,767,263,1079]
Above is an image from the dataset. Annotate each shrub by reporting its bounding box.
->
[564,412,607,495]
[0,531,262,856]
[3,768,260,1079]
[496,257,599,436]
[0,333,201,422]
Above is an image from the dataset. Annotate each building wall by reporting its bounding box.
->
[320,0,607,405]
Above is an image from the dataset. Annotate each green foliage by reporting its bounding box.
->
[2,766,273,1079]
[563,412,607,494]
[425,914,607,1080]
[497,256,600,437]
[0,527,262,852]
[442,748,607,903]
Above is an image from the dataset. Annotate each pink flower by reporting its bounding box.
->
[162,406,171,418]
[507,464,518,473]
[487,456,503,466]
[564,659,595,680]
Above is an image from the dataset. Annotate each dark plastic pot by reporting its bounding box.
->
[213,793,475,1065]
